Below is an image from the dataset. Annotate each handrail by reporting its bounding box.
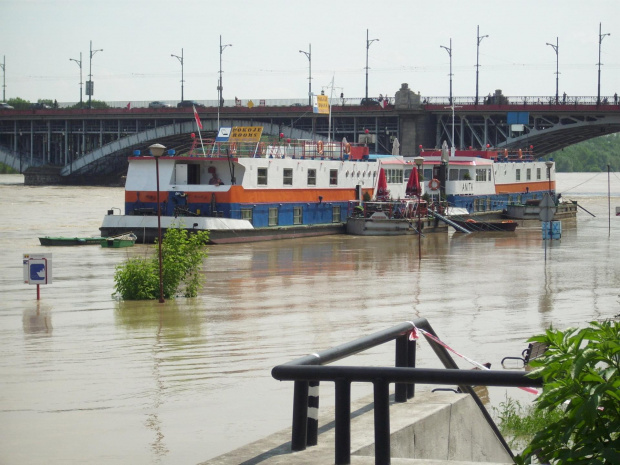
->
[271,318,542,465]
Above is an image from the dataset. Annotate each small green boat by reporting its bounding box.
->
[100,233,137,248]
[39,236,104,246]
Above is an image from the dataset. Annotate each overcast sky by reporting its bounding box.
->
[2,0,619,104]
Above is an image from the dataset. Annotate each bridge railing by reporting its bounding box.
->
[272,317,543,465]
[422,95,618,106]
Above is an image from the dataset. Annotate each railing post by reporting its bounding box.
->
[307,381,319,446]
[394,335,408,402]
[407,337,416,399]
[374,380,391,465]
[291,380,309,451]
[334,379,351,465]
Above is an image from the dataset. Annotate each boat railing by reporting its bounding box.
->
[187,140,369,161]
[272,317,542,465]
[349,200,427,220]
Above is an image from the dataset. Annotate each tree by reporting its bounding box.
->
[519,320,620,464]
[113,227,210,300]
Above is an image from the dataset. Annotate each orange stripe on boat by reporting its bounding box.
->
[495,181,555,194]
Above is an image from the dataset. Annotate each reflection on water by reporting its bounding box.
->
[0,173,619,464]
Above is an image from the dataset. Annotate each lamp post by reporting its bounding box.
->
[440,39,453,105]
[475,26,488,105]
[69,52,83,106]
[299,44,312,106]
[171,48,184,102]
[1,55,5,102]
[218,35,232,108]
[149,143,167,304]
[365,29,379,101]
[87,40,103,109]
[414,156,424,260]
[545,160,554,201]
[546,37,559,104]
[597,23,610,106]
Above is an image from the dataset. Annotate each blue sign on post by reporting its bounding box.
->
[23,253,52,285]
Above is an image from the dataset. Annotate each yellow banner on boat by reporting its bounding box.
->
[313,95,329,115]
[229,126,264,142]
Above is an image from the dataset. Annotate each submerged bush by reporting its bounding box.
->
[113,228,210,300]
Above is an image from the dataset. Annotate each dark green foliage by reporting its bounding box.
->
[0,163,18,174]
[6,97,30,110]
[551,134,620,172]
[113,228,210,300]
[517,320,620,464]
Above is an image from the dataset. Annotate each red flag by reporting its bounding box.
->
[126,102,131,110]
[193,105,203,130]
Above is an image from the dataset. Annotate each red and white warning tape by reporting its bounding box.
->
[408,322,539,395]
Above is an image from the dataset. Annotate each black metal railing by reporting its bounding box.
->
[271,318,543,465]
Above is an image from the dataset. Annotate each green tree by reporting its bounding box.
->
[518,320,620,464]
[551,134,620,172]
[7,97,31,110]
[113,227,210,300]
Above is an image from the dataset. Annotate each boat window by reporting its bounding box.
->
[537,168,541,180]
[449,169,459,181]
[488,169,492,182]
[475,169,487,182]
[268,207,278,226]
[423,168,433,180]
[258,167,268,185]
[241,208,253,224]
[293,206,302,225]
[459,169,469,180]
[516,169,521,181]
[188,164,200,185]
[332,205,341,223]
[307,169,316,186]
[385,168,403,184]
[329,169,338,186]
[526,168,532,181]
[283,168,293,186]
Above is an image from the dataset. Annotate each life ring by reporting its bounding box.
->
[344,143,351,155]
[317,140,324,155]
[466,218,477,223]
[429,178,440,191]
[230,142,237,154]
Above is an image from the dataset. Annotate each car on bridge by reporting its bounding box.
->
[360,98,382,107]
[0,102,14,110]
[149,101,172,109]
[177,100,206,109]
[30,102,52,109]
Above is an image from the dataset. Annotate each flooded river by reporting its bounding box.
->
[0,172,619,464]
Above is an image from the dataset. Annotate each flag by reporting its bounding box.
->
[193,105,203,130]
[126,102,131,110]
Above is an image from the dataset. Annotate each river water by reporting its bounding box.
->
[0,172,619,464]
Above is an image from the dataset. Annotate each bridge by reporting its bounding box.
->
[1,86,619,183]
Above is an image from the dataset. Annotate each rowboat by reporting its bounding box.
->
[100,233,137,248]
[39,236,104,246]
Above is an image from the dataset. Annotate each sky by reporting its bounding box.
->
[1,0,619,105]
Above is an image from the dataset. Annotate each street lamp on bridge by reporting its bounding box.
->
[299,44,312,106]
[218,35,232,108]
[475,26,488,106]
[546,37,559,104]
[597,22,610,106]
[87,40,103,109]
[1,56,6,103]
[69,52,83,107]
[440,39,453,105]
[365,29,379,101]
[171,48,184,102]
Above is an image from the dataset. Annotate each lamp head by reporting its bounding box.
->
[149,143,166,158]
[414,156,424,167]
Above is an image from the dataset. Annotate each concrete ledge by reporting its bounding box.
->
[201,391,513,465]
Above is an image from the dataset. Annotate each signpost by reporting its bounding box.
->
[23,253,52,300]
[539,193,557,262]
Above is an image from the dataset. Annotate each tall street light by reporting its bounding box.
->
[1,55,6,102]
[475,26,488,105]
[546,37,559,104]
[299,44,312,106]
[365,29,379,101]
[440,39,453,105]
[149,143,167,304]
[70,52,83,106]
[171,48,184,102]
[597,22,610,106]
[218,35,232,108]
[87,40,103,109]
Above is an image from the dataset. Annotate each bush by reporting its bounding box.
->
[518,320,620,464]
[113,227,210,300]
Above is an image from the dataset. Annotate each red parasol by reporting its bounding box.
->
[375,168,390,200]
[405,167,421,197]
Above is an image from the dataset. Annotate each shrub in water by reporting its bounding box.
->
[113,227,209,300]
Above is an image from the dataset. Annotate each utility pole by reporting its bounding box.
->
[475,26,488,105]
[0,56,6,102]
[440,39,453,105]
[546,37,559,104]
[597,22,610,106]
[299,44,312,106]
[171,48,184,102]
[365,29,379,101]
[218,35,232,108]
[70,52,83,106]
[87,40,103,109]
